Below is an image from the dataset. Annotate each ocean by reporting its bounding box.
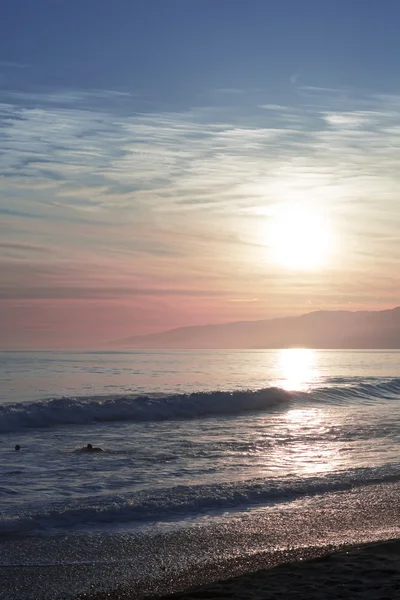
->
[1,349,400,598]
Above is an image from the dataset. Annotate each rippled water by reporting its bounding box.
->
[0,349,399,537]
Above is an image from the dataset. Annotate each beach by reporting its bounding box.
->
[146,539,400,600]
[2,479,400,599]
[1,351,400,599]
[3,539,400,600]
[2,0,400,594]
[5,539,398,599]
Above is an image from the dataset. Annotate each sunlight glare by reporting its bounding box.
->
[278,348,317,391]
[281,408,339,475]
[267,205,332,270]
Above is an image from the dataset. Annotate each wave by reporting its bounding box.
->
[315,378,400,402]
[1,379,400,433]
[2,464,400,536]
[0,388,291,432]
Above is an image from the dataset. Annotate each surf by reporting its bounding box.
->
[1,378,400,433]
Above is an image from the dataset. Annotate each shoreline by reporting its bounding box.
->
[153,538,400,600]
[73,538,400,600]
[78,539,400,600]
[2,480,400,599]
[2,536,399,599]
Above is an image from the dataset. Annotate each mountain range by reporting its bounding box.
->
[109,306,400,349]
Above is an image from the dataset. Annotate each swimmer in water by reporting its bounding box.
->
[15,444,20,451]
[83,443,103,452]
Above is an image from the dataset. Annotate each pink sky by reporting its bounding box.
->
[1,90,399,348]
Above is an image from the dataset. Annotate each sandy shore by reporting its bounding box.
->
[2,481,400,599]
[83,539,400,600]
[163,540,400,600]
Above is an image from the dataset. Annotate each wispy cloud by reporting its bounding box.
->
[0,60,28,69]
[1,85,400,344]
[214,88,244,95]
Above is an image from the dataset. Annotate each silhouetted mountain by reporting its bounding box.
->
[110,307,400,349]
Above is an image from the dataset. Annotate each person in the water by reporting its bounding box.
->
[82,443,103,452]
[15,444,20,451]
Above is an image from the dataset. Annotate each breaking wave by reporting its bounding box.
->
[0,388,291,432]
[1,464,400,536]
[1,379,399,433]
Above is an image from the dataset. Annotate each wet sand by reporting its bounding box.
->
[2,481,400,599]
[77,539,400,600]
[149,539,400,600]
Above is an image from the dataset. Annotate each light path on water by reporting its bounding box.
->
[0,350,399,538]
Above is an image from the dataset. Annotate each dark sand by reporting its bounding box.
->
[2,482,400,599]
[79,540,400,600]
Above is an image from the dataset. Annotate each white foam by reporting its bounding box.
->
[1,464,399,536]
[0,388,292,432]
[1,379,399,433]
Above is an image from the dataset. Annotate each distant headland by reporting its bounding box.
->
[108,306,400,350]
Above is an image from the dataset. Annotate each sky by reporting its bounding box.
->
[1,0,399,348]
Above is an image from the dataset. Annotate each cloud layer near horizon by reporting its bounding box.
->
[1,86,399,347]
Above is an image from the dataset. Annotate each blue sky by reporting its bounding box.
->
[3,1,400,102]
[1,1,399,347]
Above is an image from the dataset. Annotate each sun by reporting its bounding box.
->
[267,204,332,270]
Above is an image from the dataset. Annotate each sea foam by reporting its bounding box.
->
[0,388,291,432]
[1,464,399,536]
[1,379,400,433]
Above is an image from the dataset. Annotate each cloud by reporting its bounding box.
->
[214,88,244,95]
[1,85,400,335]
[0,60,28,69]
[322,111,385,128]
[259,104,290,111]
[0,242,48,258]
[0,286,232,301]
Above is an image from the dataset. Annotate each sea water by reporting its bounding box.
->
[1,349,399,539]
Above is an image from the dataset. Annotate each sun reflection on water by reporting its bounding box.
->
[270,349,341,475]
[278,348,318,391]
[283,409,341,475]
